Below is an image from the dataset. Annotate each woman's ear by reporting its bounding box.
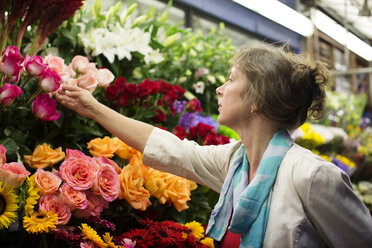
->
[250,105,257,117]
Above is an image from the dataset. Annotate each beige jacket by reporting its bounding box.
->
[143,128,372,247]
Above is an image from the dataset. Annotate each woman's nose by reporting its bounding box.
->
[216,86,222,97]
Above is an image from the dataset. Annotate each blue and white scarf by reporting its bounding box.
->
[206,130,293,248]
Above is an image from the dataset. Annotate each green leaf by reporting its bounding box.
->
[0,138,18,155]
[9,130,27,144]
[84,19,96,33]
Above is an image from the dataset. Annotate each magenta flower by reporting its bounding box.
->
[24,54,47,76]
[1,54,24,83]
[39,68,61,92]
[1,46,22,59]
[0,83,23,106]
[32,94,60,121]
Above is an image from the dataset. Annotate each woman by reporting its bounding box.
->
[57,44,372,248]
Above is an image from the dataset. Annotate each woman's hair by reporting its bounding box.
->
[232,44,329,130]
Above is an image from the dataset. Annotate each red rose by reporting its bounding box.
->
[173,84,186,99]
[152,109,166,123]
[118,91,131,107]
[195,123,215,138]
[186,99,202,112]
[157,79,173,94]
[114,77,127,87]
[172,126,187,140]
[125,83,138,96]
[105,84,119,101]
[138,79,160,98]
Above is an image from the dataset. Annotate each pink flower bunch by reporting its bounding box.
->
[44,54,115,93]
[0,45,64,121]
[32,148,120,225]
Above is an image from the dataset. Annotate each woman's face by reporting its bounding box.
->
[216,66,251,129]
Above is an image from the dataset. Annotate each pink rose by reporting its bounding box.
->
[91,163,119,202]
[1,55,23,83]
[70,55,90,74]
[34,168,62,195]
[77,69,98,93]
[44,54,65,74]
[74,191,108,218]
[39,194,71,225]
[92,156,121,174]
[0,83,23,106]
[40,68,61,92]
[59,157,96,190]
[96,68,114,87]
[59,183,87,210]
[0,162,30,189]
[65,149,90,160]
[32,94,60,121]
[0,145,6,164]
[24,54,47,76]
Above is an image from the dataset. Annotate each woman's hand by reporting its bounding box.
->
[56,85,99,119]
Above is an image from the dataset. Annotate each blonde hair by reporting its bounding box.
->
[232,44,329,130]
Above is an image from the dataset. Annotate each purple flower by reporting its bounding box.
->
[32,94,60,121]
[24,54,47,76]
[86,215,116,231]
[178,112,198,130]
[172,100,187,114]
[0,83,23,106]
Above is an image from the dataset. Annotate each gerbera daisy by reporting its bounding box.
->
[23,211,58,234]
[0,181,19,230]
[79,223,107,248]
[103,232,118,248]
[24,176,40,217]
[184,221,205,240]
[201,237,214,248]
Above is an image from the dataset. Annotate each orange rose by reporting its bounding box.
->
[142,166,197,212]
[87,137,121,158]
[23,143,65,169]
[142,167,168,204]
[162,175,197,212]
[115,138,141,160]
[118,156,151,211]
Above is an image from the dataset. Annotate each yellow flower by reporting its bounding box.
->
[336,155,356,168]
[87,136,121,158]
[184,221,205,240]
[103,232,118,248]
[23,143,65,169]
[79,223,107,248]
[0,181,19,230]
[201,237,215,248]
[24,175,40,217]
[23,211,58,234]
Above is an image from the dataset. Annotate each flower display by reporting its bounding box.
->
[0,83,23,106]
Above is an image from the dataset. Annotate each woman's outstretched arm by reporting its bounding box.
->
[56,85,154,153]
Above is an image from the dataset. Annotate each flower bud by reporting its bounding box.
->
[24,54,47,76]
[162,34,178,47]
[0,83,23,106]
[39,68,61,92]
[32,94,60,121]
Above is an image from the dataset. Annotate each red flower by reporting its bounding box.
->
[203,133,230,145]
[172,126,187,140]
[118,91,131,107]
[138,79,160,98]
[186,99,202,112]
[115,77,127,87]
[125,83,138,96]
[173,84,186,99]
[189,123,215,140]
[152,109,166,123]
[105,77,127,101]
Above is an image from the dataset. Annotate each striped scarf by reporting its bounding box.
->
[206,130,293,248]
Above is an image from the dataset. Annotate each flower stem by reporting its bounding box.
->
[40,233,48,248]
[20,75,32,89]
[24,88,42,107]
